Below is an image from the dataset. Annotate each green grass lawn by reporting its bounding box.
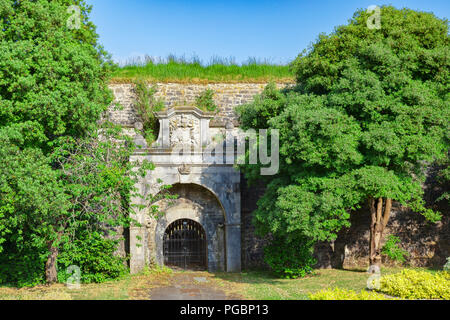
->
[1,267,435,300]
[211,267,411,300]
[111,61,295,84]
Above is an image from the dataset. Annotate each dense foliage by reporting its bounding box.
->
[381,235,409,263]
[237,6,449,275]
[263,236,316,278]
[378,270,450,299]
[57,232,128,284]
[133,79,165,144]
[0,0,155,286]
[195,89,218,112]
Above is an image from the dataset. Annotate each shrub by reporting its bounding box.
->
[195,89,218,112]
[381,235,409,263]
[309,288,391,300]
[0,245,48,287]
[264,237,316,279]
[378,269,450,300]
[57,232,128,284]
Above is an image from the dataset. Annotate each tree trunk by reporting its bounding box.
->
[368,197,392,272]
[45,243,59,284]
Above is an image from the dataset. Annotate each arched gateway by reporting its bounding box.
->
[163,219,207,270]
[129,107,241,273]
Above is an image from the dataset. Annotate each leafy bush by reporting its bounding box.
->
[264,237,316,279]
[195,89,218,112]
[0,245,48,288]
[309,288,391,300]
[444,257,450,271]
[57,232,128,284]
[382,235,409,263]
[378,270,450,300]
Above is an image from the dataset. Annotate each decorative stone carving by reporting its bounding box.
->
[169,114,200,147]
[152,107,215,149]
[178,164,191,175]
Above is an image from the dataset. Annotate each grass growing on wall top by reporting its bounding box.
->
[111,55,295,84]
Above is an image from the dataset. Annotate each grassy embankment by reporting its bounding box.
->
[110,57,295,84]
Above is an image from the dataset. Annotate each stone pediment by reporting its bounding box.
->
[152,107,215,149]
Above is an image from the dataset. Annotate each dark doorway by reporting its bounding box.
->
[163,219,207,270]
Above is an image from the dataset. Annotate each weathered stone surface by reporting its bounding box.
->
[108,83,286,127]
[127,105,241,273]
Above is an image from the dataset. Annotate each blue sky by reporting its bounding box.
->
[86,0,449,65]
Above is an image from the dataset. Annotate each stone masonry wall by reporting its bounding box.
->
[107,83,286,128]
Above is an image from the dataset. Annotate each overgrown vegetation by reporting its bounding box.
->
[133,79,165,145]
[57,232,128,284]
[237,6,449,277]
[112,56,294,84]
[381,235,409,264]
[195,89,218,112]
[263,237,315,279]
[140,264,173,277]
[377,270,450,300]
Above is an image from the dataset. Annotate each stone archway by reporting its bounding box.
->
[151,183,226,272]
[129,106,241,274]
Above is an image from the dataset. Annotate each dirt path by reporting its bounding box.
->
[148,272,243,300]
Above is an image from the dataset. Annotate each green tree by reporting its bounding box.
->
[0,125,69,286]
[237,6,449,274]
[51,123,164,285]
[0,0,130,285]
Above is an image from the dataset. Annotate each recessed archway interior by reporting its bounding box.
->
[152,183,227,272]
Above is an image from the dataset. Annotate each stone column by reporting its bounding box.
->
[225,223,241,272]
[130,226,146,274]
[129,167,148,274]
